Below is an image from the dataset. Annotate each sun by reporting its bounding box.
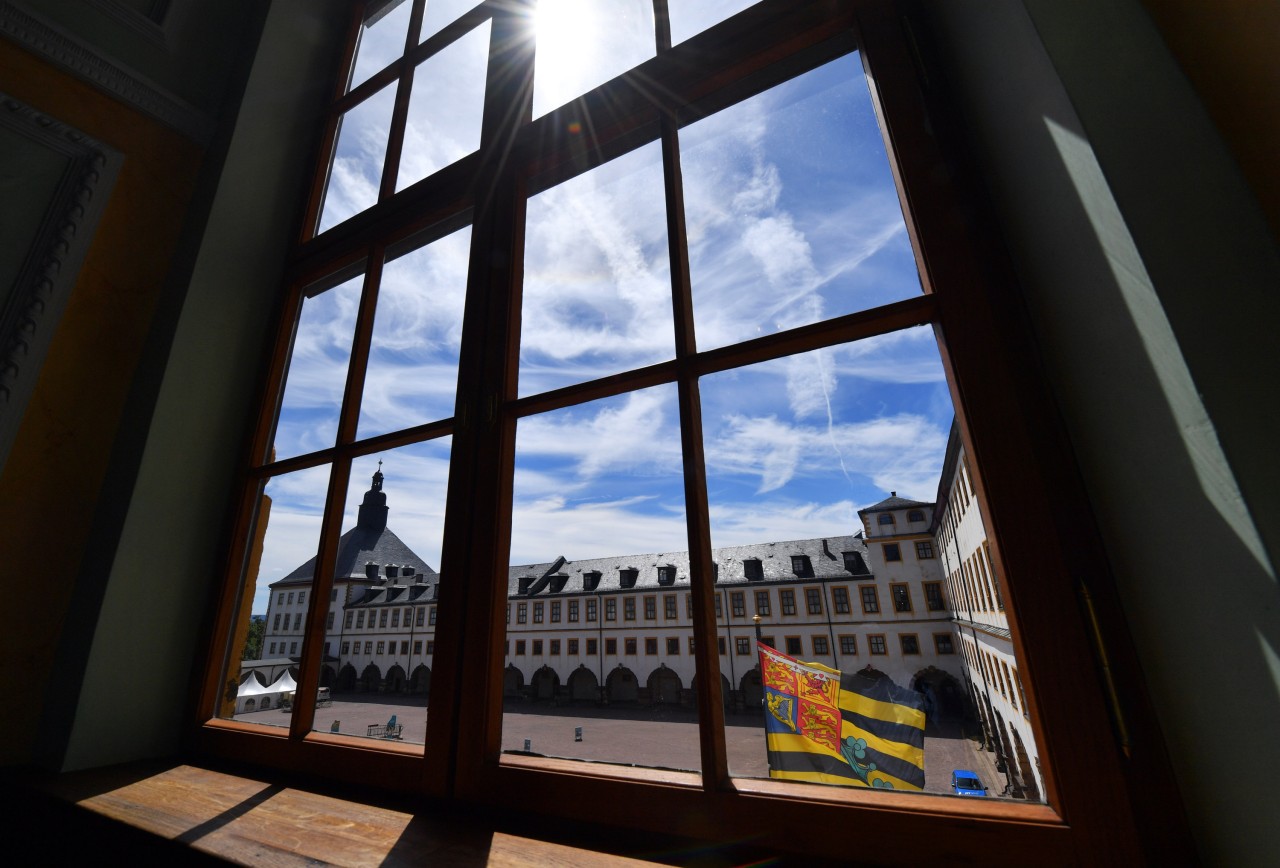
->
[530,0,601,115]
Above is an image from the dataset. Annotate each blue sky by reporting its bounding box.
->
[247,4,954,615]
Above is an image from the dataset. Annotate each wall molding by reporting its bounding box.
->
[0,1,214,144]
[0,93,124,468]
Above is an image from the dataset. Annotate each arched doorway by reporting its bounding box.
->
[319,665,335,688]
[532,665,560,700]
[360,663,382,693]
[646,665,683,705]
[739,668,763,712]
[1011,728,1040,801]
[503,664,525,697]
[410,664,431,694]
[911,666,967,724]
[568,666,599,702]
[336,663,356,692]
[385,664,407,694]
[606,665,638,703]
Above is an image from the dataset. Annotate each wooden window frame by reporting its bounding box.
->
[191,0,1186,862]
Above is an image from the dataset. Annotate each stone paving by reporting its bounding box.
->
[236,694,1019,799]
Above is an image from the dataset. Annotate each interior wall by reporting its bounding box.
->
[62,0,348,771]
[924,1,1279,863]
[0,37,204,767]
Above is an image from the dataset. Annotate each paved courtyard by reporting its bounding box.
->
[237,694,1013,798]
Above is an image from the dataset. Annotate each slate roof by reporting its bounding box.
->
[345,582,437,608]
[505,535,871,598]
[857,493,934,515]
[267,524,438,588]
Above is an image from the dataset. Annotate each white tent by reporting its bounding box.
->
[267,669,297,695]
[235,672,272,713]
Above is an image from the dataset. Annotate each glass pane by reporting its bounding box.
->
[681,54,920,353]
[532,0,656,119]
[358,227,471,439]
[520,142,672,397]
[319,83,397,233]
[308,445,452,745]
[349,0,412,92]
[699,329,1043,800]
[397,21,490,191]
[225,467,331,728]
[503,385,699,772]
[420,0,478,42]
[668,0,755,46]
[273,274,363,461]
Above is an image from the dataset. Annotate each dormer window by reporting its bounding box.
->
[790,555,811,575]
[619,568,638,589]
[843,551,869,574]
[877,513,895,525]
[550,574,569,593]
[657,565,676,586]
[517,576,533,594]
[908,509,925,522]
[744,559,764,581]
[583,570,601,591]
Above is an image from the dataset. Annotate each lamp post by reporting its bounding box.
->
[752,614,763,646]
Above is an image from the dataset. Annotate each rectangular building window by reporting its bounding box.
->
[604,638,616,656]
[868,635,887,655]
[915,540,935,559]
[779,589,796,615]
[429,606,437,625]
[644,596,656,620]
[517,603,527,624]
[400,641,409,655]
[688,636,696,654]
[293,613,303,630]
[832,587,851,614]
[934,634,955,654]
[326,612,335,629]
[718,638,727,656]
[900,634,920,655]
[585,599,597,622]
[685,593,693,619]
[891,584,912,613]
[344,611,353,629]
[730,592,745,617]
[532,640,543,655]
[755,590,771,616]
[586,638,597,655]
[426,641,434,655]
[550,639,560,655]
[805,587,822,615]
[743,559,763,580]
[269,642,277,655]
[785,637,802,655]
[413,640,422,654]
[605,598,616,621]
[663,594,676,620]
[624,597,636,621]
[356,612,365,629]
[340,642,348,655]
[376,641,385,655]
[812,636,829,655]
[273,614,281,631]
[533,602,543,623]
[924,582,945,611]
[418,608,427,626]
[883,543,901,562]
[860,586,880,614]
[714,595,723,618]
[379,610,388,628]
[839,635,857,656]
[735,637,750,656]
[516,641,526,656]
[551,601,561,622]
[287,592,294,605]
[298,591,305,605]
[625,638,637,655]
[568,600,579,622]
[391,609,400,628]
[568,639,579,655]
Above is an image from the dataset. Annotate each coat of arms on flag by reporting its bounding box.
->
[759,643,926,790]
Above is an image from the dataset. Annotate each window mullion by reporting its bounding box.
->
[377,0,425,201]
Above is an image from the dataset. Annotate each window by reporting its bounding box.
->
[625,638,637,656]
[891,584,912,613]
[400,641,409,655]
[664,594,678,620]
[735,638,750,656]
[331,589,338,602]
[717,638,727,656]
[860,586,880,614]
[868,635,887,655]
[934,634,955,654]
[363,642,372,655]
[293,613,303,630]
[812,636,829,655]
[376,641,385,655]
[533,602,543,623]
[900,634,920,655]
[532,640,543,655]
[586,599,597,622]
[356,611,365,629]
[604,638,616,656]
[269,642,277,655]
[779,589,796,615]
[426,641,434,655]
[418,608,427,627]
[658,565,676,585]
[339,642,348,655]
[287,592,294,605]
[276,593,283,606]
[839,635,857,656]
[605,598,616,621]
[754,590,771,616]
[272,614,281,631]
[644,596,656,620]
[877,513,894,526]
[413,640,422,654]
[198,2,1162,858]
[428,606,436,625]
[924,582,945,611]
[624,598,636,621]
[568,639,578,655]
[832,587,851,614]
[550,639,560,655]
[290,642,298,655]
[391,609,400,628]
[344,611,353,629]
[784,637,802,655]
[586,638,597,655]
[517,603,527,624]
[550,601,561,623]
[883,543,901,562]
[688,636,696,654]
[714,595,722,618]
[915,540,935,559]
[568,600,579,622]
[298,591,305,605]
[515,641,525,655]
[790,555,810,574]
[908,509,925,522]
[326,612,335,629]
[730,592,745,617]
[805,588,822,615]
[842,551,868,574]
[379,610,388,628]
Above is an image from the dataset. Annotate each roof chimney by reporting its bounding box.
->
[891,491,897,497]
[386,564,399,579]
[365,562,380,580]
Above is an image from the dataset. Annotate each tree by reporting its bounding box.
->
[242,618,264,661]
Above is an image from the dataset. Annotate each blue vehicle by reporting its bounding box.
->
[951,770,987,797]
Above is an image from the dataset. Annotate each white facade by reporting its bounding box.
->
[934,425,1042,799]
